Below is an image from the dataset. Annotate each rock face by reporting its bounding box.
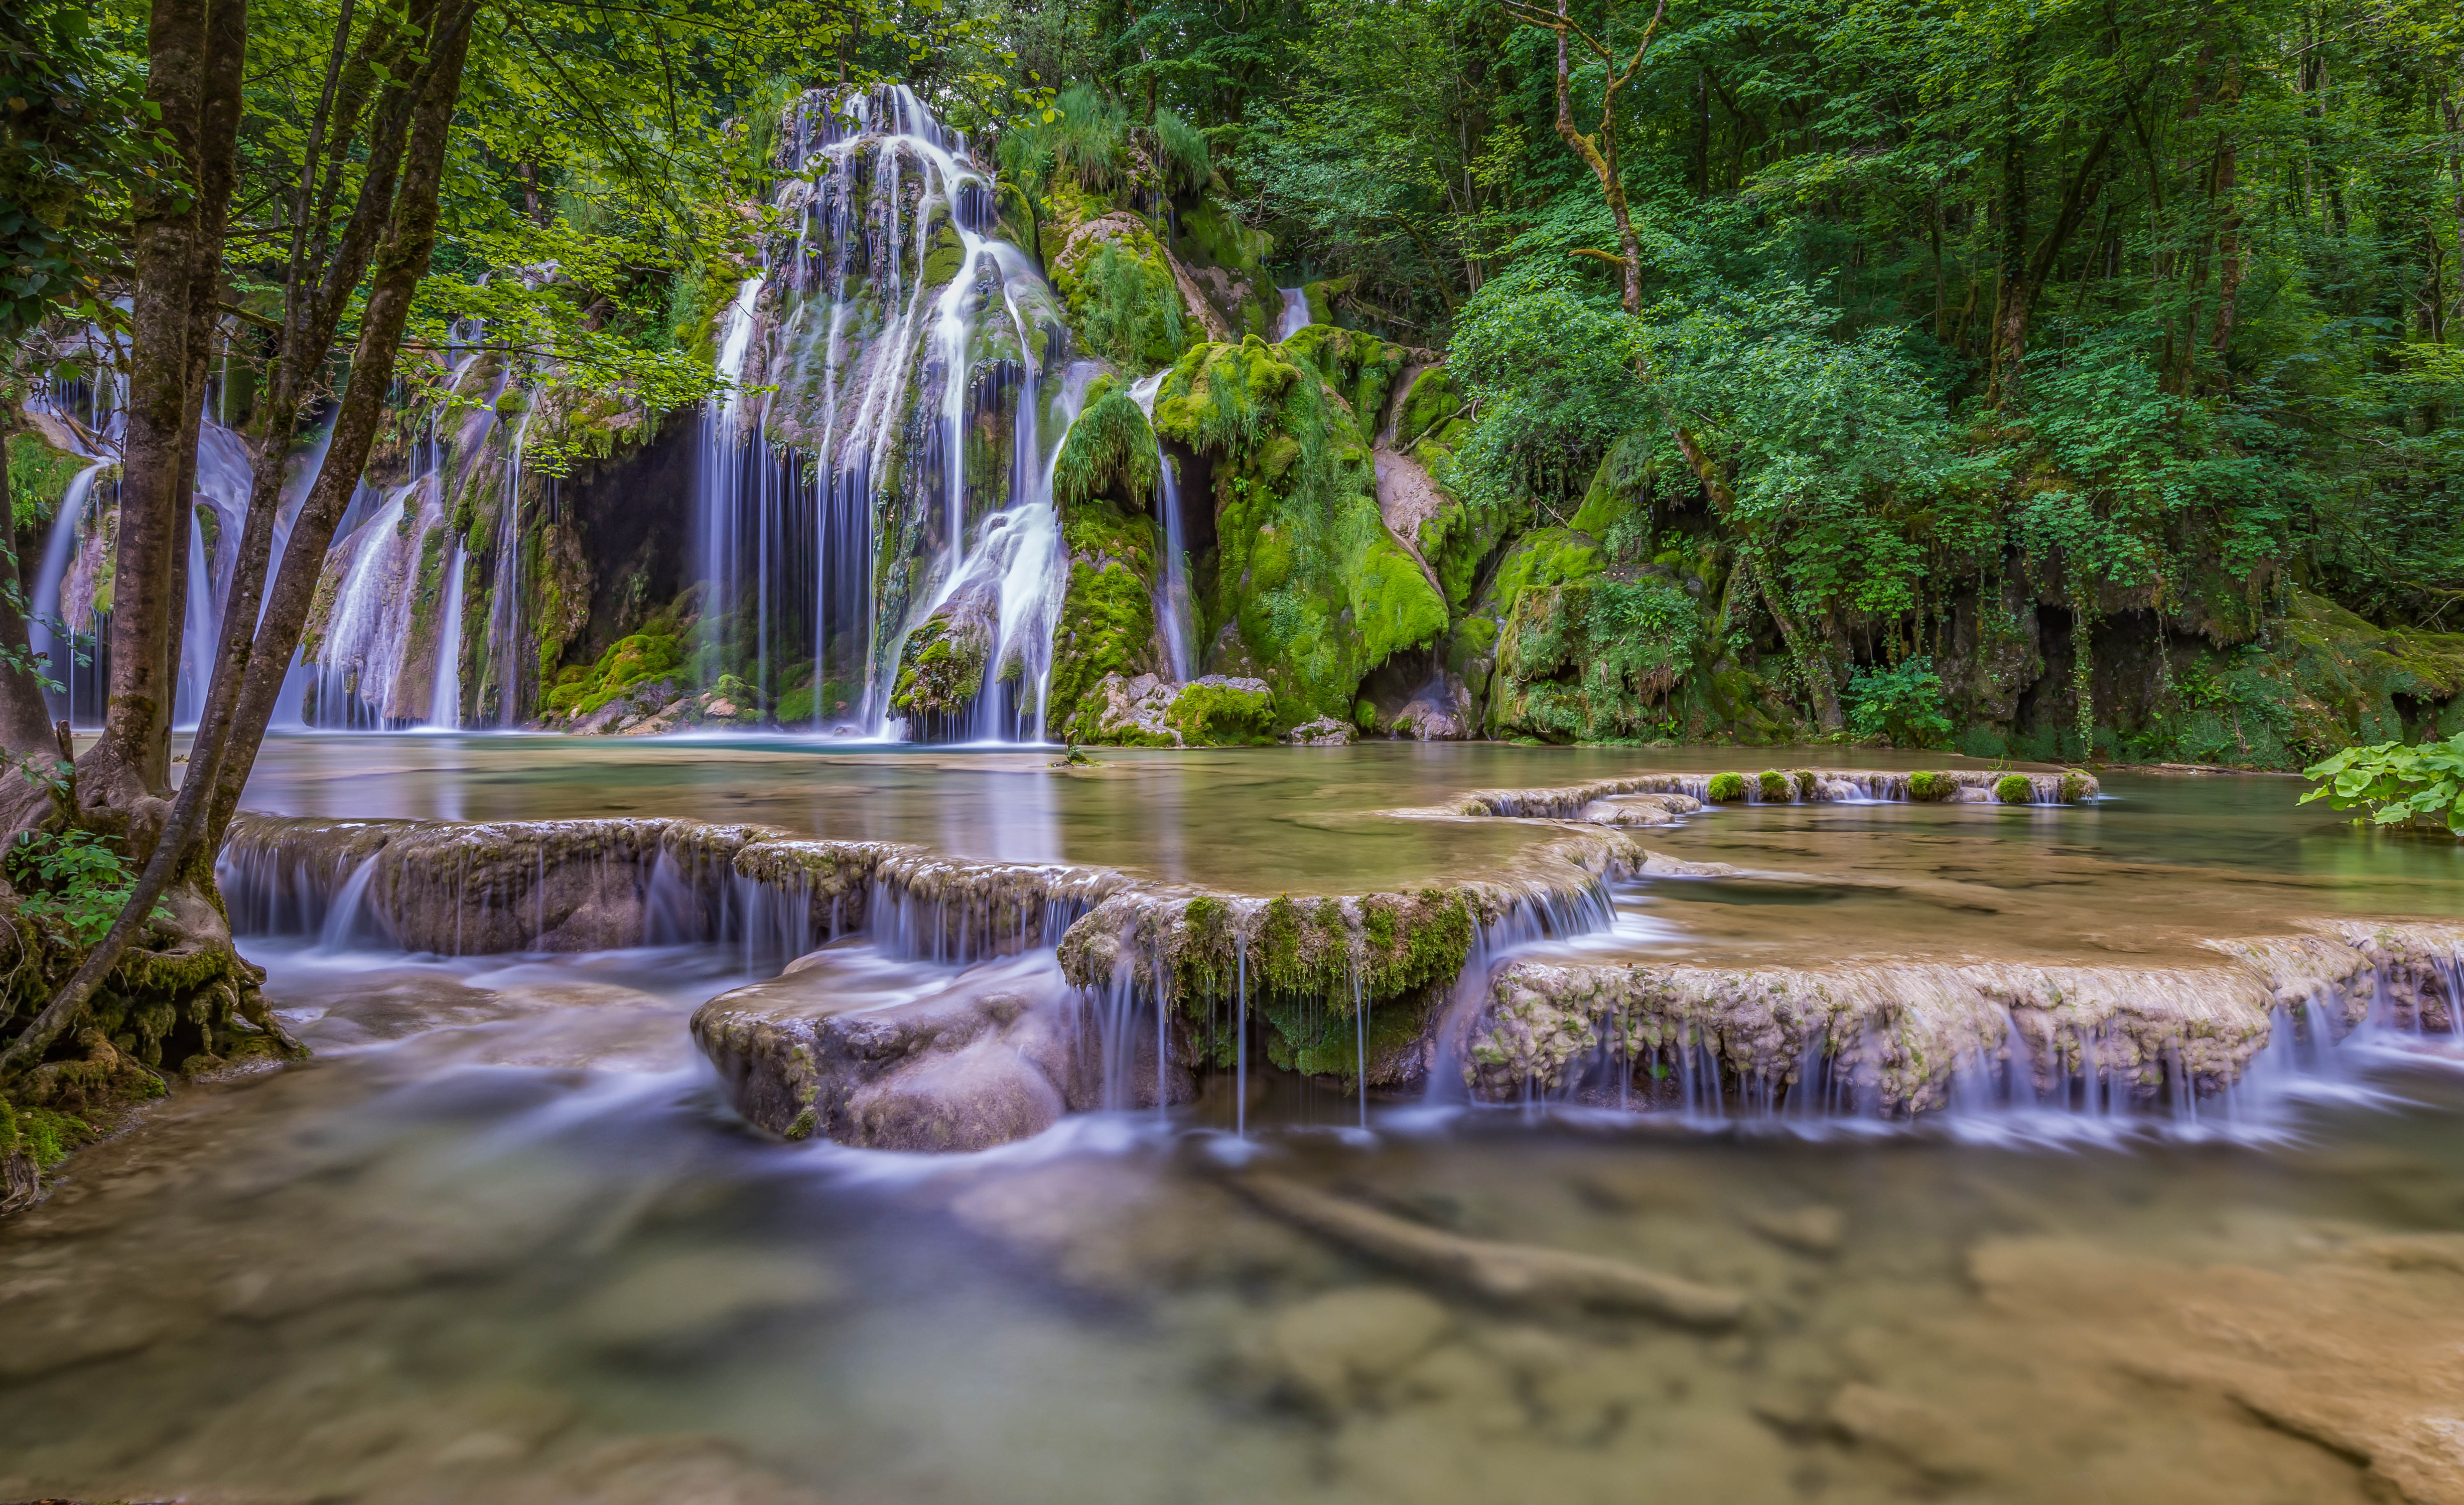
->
[692,950,1193,1151]
[1072,672,1275,746]
[1456,920,2464,1112]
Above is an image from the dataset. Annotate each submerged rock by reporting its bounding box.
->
[692,951,1193,1152]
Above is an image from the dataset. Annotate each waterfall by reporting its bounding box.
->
[482,400,537,726]
[426,543,466,728]
[1276,286,1310,340]
[696,83,1076,742]
[30,462,107,725]
[1127,373,1194,681]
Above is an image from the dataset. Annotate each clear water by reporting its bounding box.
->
[5,741,2461,1504]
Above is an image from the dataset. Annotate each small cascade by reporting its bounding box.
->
[1276,286,1311,340]
[426,543,466,728]
[30,461,109,724]
[694,83,1076,741]
[1452,767,2098,818]
[480,399,538,726]
[1126,372,1194,681]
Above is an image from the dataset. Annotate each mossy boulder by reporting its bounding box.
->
[891,585,997,722]
[1165,677,1275,744]
[1706,772,1746,802]
[1048,214,1191,369]
[544,631,685,719]
[1150,338,1447,724]
[1052,377,1160,509]
[1488,574,1703,744]
[1995,774,2034,804]
[1049,496,1163,743]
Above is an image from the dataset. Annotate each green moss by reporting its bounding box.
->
[1393,367,1460,454]
[1048,496,1162,741]
[2060,769,2092,802]
[1995,773,2035,804]
[1757,770,1792,801]
[1488,575,1702,743]
[544,631,683,719]
[1906,770,1958,802]
[919,217,968,289]
[7,432,90,532]
[1707,772,1746,802]
[1052,231,1187,369]
[1052,379,1161,508]
[1150,338,1446,723]
[0,1097,94,1169]
[1165,680,1275,744]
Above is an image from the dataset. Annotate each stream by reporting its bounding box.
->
[3,741,2461,1504]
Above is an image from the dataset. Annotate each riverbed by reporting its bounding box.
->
[3,738,2460,1504]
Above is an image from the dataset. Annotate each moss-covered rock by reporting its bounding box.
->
[1049,497,1163,742]
[1165,677,1275,744]
[1051,377,1160,509]
[1150,338,1447,724]
[544,631,686,719]
[1488,574,1703,744]
[1048,214,1191,369]
[891,585,997,722]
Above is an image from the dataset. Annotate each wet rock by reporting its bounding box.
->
[694,953,1191,1152]
[1286,715,1354,745]
[1233,1172,1746,1326]
[1451,767,2100,818]
[1264,1285,1452,1411]
[567,1250,841,1353]
[1573,792,1701,827]
[1388,673,1475,741]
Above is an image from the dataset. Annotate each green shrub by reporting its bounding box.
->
[1844,656,1954,747]
[1706,771,1745,802]
[4,829,164,947]
[1995,774,2035,804]
[2300,732,2464,833]
[1151,107,1210,196]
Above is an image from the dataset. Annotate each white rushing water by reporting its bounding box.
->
[694,84,1079,742]
[1276,285,1310,340]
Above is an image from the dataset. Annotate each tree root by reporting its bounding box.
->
[1229,1170,1746,1327]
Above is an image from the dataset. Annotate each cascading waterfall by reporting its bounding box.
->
[481,399,537,727]
[696,83,1077,741]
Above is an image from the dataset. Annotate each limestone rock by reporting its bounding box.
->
[1287,715,1354,745]
[1827,1382,1997,1482]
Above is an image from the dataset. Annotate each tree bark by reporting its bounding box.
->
[2207,57,2244,381]
[79,0,247,845]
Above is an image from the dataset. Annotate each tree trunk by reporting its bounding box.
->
[2207,58,2244,382]
[79,0,246,847]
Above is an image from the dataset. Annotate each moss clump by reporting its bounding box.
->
[1052,378,1161,508]
[918,217,969,288]
[1995,773,2035,804]
[1906,770,1958,802]
[0,1097,91,1170]
[1052,233,1187,370]
[1757,770,1792,802]
[1360,890,1473,998]
[1165,679,1275,744]
[7,432,91,531]
[1707,772,1746,802]
[2059,769,2093,803]
[544,632,683,718]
